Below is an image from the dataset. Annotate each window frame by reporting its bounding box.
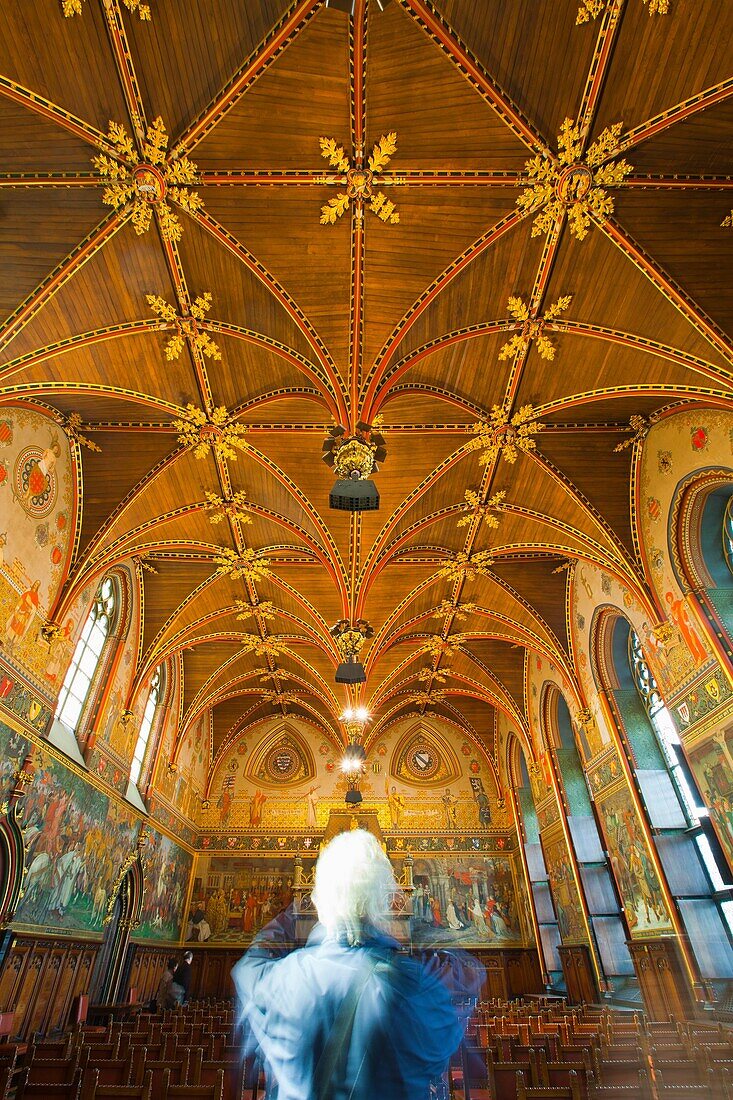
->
[55,575,119,736]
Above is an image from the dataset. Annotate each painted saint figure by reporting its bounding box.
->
[441,788,458,829]
[5,579,41,650]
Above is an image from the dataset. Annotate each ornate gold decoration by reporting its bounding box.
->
[468,405,543,465]
[418,667,448,684]
[317,133,402,225]
[134,557,159,574]
[234,599,277,621]
[240,635,290,658]
[577,0,668,21]
[499,296,572,361]
[39,621,61,647]
[613,413,659,452]
[146,292,221,361]
[203,489,252,525]
[55,412,102,452]
[517,119,632,240]
[330,619,374,659]
[407,689,446,706]
[551,559,576,574]
[213,547,272,582]
[174,405,248,461]
[119,709,135,726]
[722,212,733,228]
[457,488,505,529]
[431,599,478,620]
[438,550,494,583]
[256,666,288,681]
[421,634,468,658]
[322,422,386,480]
[62,0,150,17]
[104,848,138,925]
[263,689,301,704]
[93,118,202,241]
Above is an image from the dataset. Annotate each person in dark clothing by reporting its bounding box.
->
[233,830,483,1100]
[170,950,193,1004]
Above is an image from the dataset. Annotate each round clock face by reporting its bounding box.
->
[407,745,439,780]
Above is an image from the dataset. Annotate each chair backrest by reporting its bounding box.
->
[161,1068,224,1100]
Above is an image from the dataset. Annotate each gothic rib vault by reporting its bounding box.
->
[0,0,731,793]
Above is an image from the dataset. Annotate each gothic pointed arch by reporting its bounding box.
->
[390,719,462,789]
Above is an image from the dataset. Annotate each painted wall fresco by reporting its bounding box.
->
[135,828,192,942]
[0,719,31,794]
[200,715,506,838]
[542,833,587,944]
[687,722,733,870]
[398,854,524,947]
[190,854,302,943]
[596,786,671,936]
[0,408,75,687]
[13,748,140,934]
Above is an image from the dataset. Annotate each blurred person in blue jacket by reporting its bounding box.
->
[232,828,484,1100]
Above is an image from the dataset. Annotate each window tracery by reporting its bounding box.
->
[56,576,118,733]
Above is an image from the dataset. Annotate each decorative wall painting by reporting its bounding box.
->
[135,829,192,941]
[543,836,586,943]
[404,854,523,947]
[190,855,302,943]
[687,726,733,872]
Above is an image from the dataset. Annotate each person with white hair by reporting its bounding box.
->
[232,829,483,1100]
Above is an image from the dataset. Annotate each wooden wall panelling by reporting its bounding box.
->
[627,938,696,1021]
[126,945,173,1005]
[558,945,600,1005]
[0,936,99,1039]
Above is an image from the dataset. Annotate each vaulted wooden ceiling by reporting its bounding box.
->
[1,0,731,781]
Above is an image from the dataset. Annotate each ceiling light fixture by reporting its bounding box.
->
[322,422,386,512]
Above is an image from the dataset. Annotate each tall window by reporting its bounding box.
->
[724,495,733,578]
[56,577,117,732]
[129,666,162,788]
[630,629,733,942]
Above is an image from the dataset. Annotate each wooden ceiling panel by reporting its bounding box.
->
[431,0,596,144]
[0,1,131,134]
[367,2,528,168]
[195,9,349,168]
[241,397,330,424]
[380,393,476,424]
[1,222,177,365]
[363,188,518,369]
[141,561,215,656]
[384,332,511,414]
[543,223,730,371]
[206,335,314,412]
[593,0,732,137]
[0,190,104,325]
[0,97,94,173]
[460,636,526,714]
[630,100,733,176]
[489,559,570,653]
[200,187,352,378]
[74,430,179,559]
[614,189,733,337]
[228,442,330,547]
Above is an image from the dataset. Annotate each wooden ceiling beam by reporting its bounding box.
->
[0,75,119,156]
[0,382,181,417]
[395,0,549,156]
[616,77,733,158]
[102,0,148,147]
[0,173,99,188]
[0,210,126,355]
[599,214,733,366]
[174,0,327,155]
[198,170,523,186]
[576,0,625,148]
[620,175,733,191]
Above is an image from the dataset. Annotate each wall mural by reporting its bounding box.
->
[596,786,672,937]
[542,834,587,944]
[135,827,192,942]
[0,408,75,686]
[200,716,504,837]
[687,724,733,871]
[398,854,524,947]
[190,855,302,943]
[13,748,140,934]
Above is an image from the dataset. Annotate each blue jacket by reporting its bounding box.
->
[233,917,483,1100]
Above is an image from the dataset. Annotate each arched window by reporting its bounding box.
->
[56,576,118,733]
[724,495,733,578]
[129,666,164,789]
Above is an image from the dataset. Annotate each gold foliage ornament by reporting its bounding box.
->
[418,666,448,684]
[722,212,733,228]
[322,422,386,480]
[499,296,572,361]
[330,618,374,660]
[468,405,543,465]
[517,118,632,240]
[457,488,505,529]
[55,411,101,453]
[407,689,446,706]
[613,413,659,452]
[94,118,202,241]
[62,0,150,17]
[438,551,494,583]
[240,635,290,658]
[431,599,478,620]
[174,405,248,462]
[203,489,252,525]
[317,132,402,225]
[421,634,468,658]
[234,599,277,621]
[577,0,668,21]
[213,547,272,582]
[146,293,221,361]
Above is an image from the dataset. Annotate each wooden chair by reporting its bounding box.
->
[18,1067,83,1100]
[26,1056,80,1085]
[160,1069,224,1100]
[515,1068,582,1100]
[79,1070,153,1100]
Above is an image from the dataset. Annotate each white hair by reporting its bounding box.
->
[312,829,397,945]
